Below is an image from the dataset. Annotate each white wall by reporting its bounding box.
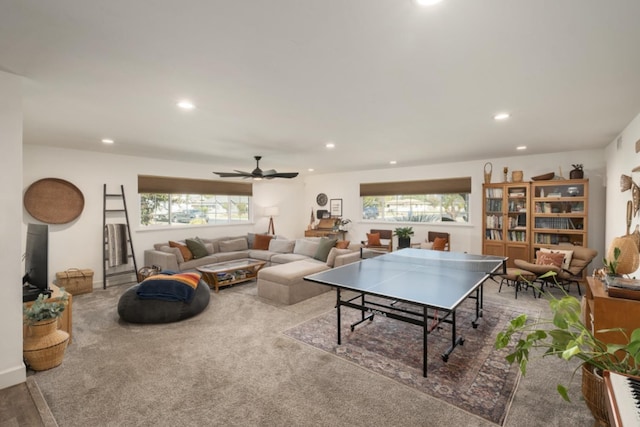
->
[0,71,26,389]
[605,111,640,273]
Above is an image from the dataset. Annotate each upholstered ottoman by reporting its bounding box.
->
[498,268,537,299]
[257,260,331,305]
[118,279,210,324]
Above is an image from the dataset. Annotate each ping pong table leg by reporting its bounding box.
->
[336,288,342,345]
[442,310,464,363]
[423,305,428,377]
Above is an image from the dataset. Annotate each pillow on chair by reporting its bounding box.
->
[367,233,381,246]
[432,237,447,251]
[536,251,565,268]
[540,247,573,270]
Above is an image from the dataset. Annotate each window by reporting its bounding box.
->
[138,175,252,227]
[360,178,470,223]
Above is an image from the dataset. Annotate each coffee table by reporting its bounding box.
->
[197,259,266,293]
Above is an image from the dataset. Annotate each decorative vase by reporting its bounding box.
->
[570,168,584,179]
[23,318,69,371]
[581,363,610,427]
[483,162,492,184]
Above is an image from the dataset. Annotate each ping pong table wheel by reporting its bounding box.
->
[441,354,448,362]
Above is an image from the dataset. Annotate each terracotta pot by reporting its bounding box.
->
[23,318,69,371]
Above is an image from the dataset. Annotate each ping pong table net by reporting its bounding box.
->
[377,251,504,273]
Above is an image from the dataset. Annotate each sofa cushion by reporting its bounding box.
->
[170,241,194,262]
[253,234,273,250]
[258,260,330,285]
[214,251,251,262]
[186,238,208,259]
[219,238,249,252]
[159,245,184,263]
[294,239,320,257]
[179,254,219,271]
[248,250,277,262]
[314,237,338,262]
[270,253,313,264]
[269,239,295,254]
[326,247,353,267]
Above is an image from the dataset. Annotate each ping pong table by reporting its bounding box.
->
[303,248,506,377]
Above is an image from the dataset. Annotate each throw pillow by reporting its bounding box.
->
[536,251,565,268]
[420,241,434,250]
[540,247,573,270]
[185,238,208,259]
[219,238,249,252]
[367,233,381,246]
[253,234,273,250]
[336,240,350,249]
[268,239,295,254]
[136,272,201,302]
[293,239,321,257]
[326,247,353,267]
[432,237,447,251]
[314,237,338,262]
[169,241,193,262]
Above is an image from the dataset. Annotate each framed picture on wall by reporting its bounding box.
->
[330,199,342,217]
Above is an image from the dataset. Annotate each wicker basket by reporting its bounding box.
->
[581,364,610,427]
[55,268,94,295]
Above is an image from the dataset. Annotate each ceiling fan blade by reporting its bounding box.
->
[269,172,299,179]
[213,171,252,178]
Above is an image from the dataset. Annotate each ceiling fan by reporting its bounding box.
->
[213,156,299,180]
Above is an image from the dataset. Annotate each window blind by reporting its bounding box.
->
[138,175,253,196]
[360,177,471,196]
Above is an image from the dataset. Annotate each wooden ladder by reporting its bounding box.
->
[102,184,138,289]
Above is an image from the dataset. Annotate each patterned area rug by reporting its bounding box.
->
[284,299,536,425]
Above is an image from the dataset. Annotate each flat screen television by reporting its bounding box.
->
[23,223,51,302]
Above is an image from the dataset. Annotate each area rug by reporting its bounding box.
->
[284,299,537,425]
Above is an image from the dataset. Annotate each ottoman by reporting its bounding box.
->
[498,268,537,299]
[257,260,331,305]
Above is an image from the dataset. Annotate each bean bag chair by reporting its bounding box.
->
[118,273,210,324]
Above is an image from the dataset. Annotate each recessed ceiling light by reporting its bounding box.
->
[101,138,114,144]
[325,142,335,149]
[517,146,527,151]
[177,100,195,110]
[414,0,443,6]
[390,160,397,165]
[308,168,315,172]
[494,112,510,121]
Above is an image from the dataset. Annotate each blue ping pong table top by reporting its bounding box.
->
[304,248,506,310]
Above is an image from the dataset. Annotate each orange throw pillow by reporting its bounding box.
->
[536,251,564,268]
[253,234,273,250]
[169,241,193,262]
[367,233,381,246]
[336,240,350,249]
[432,237,447,251]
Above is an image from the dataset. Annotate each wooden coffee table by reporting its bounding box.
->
[197,258,266,292]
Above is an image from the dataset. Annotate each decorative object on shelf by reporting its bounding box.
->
[23,290,70,371]
[308,208,314,230]
[606,236,639,275]
[503,166,508,182]
[511,170,523,182]
[264,206,279,235]
[394,227,414,249]
[336,218,351,231]
[329,199,342,217]
[620,174,640,217]
[316,193,328,206]
[483,162,493,184]
[23,178,85,224]
[569,164,584,179]
[531,172,555,181]
[557,166,565,180]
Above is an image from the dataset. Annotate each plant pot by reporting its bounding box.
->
[23,318,69,371]
[581,363,610,427]
[398,237,411,249]
[570,169,584,179]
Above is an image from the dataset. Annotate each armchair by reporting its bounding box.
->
[412,231,450,251]
[361,229,393,253]
[514,246,598,296]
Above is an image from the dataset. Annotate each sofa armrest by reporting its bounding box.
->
[144,249,180,272]
[334,251,361,267]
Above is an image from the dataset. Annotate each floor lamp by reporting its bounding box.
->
[265,206,279,235]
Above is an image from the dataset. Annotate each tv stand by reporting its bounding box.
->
[22,284,51,302]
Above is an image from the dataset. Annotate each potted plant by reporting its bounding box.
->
[23,290,70,371]
[495,273,640,423]
[394,227,414,249]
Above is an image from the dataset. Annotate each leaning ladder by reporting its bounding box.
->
[102,184,138,289]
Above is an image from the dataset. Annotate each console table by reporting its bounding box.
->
[304,229,346,239]
[23,284,73,344]
[583,277,640,346]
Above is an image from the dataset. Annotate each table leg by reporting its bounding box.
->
[423,305,428,377]
[336,288,342,345]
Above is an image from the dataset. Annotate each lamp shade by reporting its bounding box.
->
[608,236,640,275]
[264,206,279,217]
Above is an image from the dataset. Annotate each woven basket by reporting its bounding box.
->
[581,364,610,427]
[23,319,70,371]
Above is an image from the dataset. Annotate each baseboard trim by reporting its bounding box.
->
[0,363,26,390]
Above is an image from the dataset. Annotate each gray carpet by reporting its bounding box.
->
[31,280,595,426]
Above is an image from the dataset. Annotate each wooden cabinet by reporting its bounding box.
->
[304,229,346,240]
[482,182,530,268]
[584,277,640,346]
[530,179,588,259]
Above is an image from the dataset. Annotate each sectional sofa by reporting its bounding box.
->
[143,234,362,305]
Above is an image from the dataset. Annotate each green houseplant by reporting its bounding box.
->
[23,289,69,325]
[495,272,640,422]
[394,227,414,249]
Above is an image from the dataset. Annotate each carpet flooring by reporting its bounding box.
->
[284,300,534,425]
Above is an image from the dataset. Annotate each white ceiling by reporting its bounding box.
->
[2,0,640,176]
